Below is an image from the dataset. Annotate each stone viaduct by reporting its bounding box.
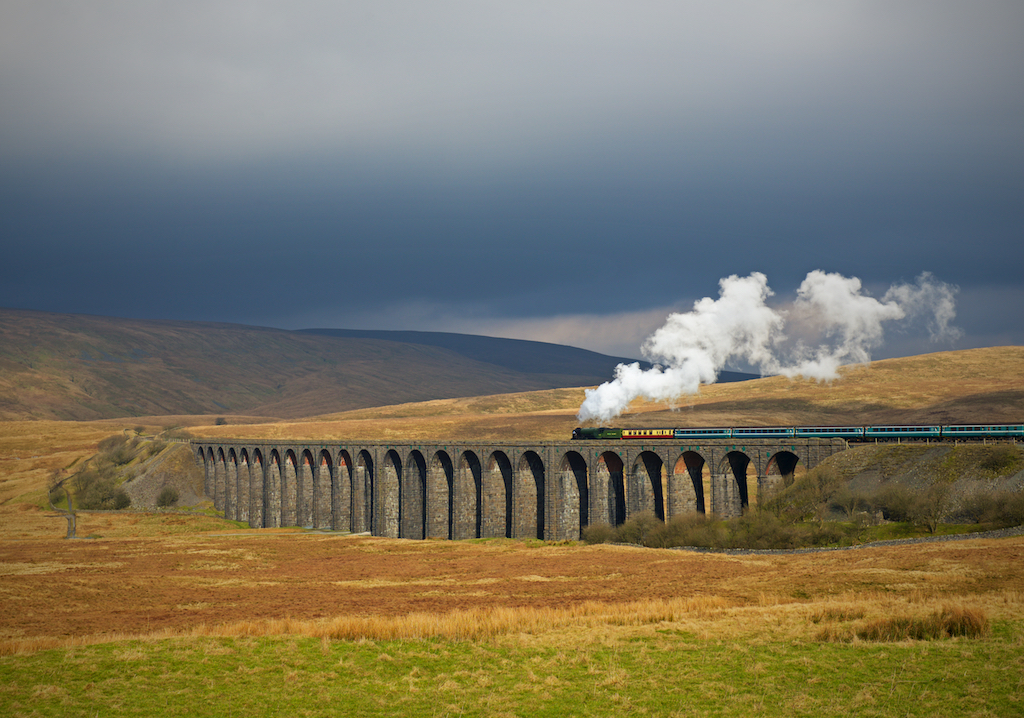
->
[192,436,846,540]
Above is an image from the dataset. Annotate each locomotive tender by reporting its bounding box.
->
[571,424,1024,442]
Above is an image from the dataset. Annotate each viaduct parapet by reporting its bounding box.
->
[191,437,846,540]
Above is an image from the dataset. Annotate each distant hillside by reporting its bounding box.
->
[192,346,1024,444]
[0,309,755,421]
[299,328,756,384]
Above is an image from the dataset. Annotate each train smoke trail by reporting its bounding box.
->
[577,271,961,423]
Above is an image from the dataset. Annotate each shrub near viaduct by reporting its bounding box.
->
[192,437,846,540]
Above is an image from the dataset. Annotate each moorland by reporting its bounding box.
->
[1,325,1023,716]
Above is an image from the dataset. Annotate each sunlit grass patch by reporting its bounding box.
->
[4,627,1023,717]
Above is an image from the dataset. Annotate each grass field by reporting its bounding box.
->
[2,347,1023,715]
[4,623,1023,717]
[1,512,1023,716]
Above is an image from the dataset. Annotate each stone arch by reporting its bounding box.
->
[671,451,708,516]
[215,447,227,513]
[427,451,454,539]
[454,451,482,539]
[483,452,512,538]
[250,449,265,528]
[297,450,314,527]
[591,451,625,526]
[225,448,238,520]
[334,450,353,532]
[558,451,589,540]
[197,447,211,498]
[761,450,802,506]
[402,451,426,540]
[237,449,250,524]
[355,451,374,534]
[266,450,282,528]
[630,451,665,521]
[315,450,333,529]
[515,451,545,540]
[715,451,755,517]
[282,450,298,526]
[765,451,801,487]
[379,450,401,538]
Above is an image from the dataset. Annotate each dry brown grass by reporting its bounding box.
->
[1,513,1022,656]
[1,347,1022,660]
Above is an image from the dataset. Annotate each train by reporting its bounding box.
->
[571,424,1024,442]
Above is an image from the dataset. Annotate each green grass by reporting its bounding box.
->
[2,624,1022,717]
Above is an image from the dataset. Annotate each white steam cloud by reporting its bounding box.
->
[577,271,961,423]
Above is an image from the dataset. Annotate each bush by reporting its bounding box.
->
[145,440,168,458]
[727,511,799,550]
[73,467,131,510]
[581,522,615,544]
[962,490,1024,527]
[979,445,1023,475]
[215,417,228,426]
[97,434,138,466]
[613,511,664,546]
[874,484,915,522]
[648,513,722,548]
[873,482,949,533]
[765,465,844,522]
[156,486,180,508]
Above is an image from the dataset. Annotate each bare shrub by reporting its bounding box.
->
[73,467,131,510]
[965,490,1024,528]
[581,522,614,545]
[831,487,872,519]
[97,434,134,465]
[766,465,843,522]
[805,521,850,546]
[979,444,1023,476]
[614,511,663,546]
[911,483,950,534]
[959,490,1002,524]
[874,484,915,522]
[727,511,798,550]
[647,513,720,548]
[156,486,179,508]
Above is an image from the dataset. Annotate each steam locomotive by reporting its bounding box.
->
[571,424,1024,441]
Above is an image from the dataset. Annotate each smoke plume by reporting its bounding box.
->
[577,271,960,423]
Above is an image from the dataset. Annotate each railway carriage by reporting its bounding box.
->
[621,428,675,439]
[572,423,1023,441]
[942,424,1024,439]
[672,427,732,439]
[795,426,865,439]
[864,425,941,440]
[731,426,795,438]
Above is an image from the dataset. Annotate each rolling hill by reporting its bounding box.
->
[0,308,755,421]
[191,346,1024,443]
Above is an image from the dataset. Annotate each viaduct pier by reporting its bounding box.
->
[192,436,846,541]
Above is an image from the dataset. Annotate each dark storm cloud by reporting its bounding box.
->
[1,2,1022,357]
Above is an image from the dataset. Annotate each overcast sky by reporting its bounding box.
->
[2,1,1022,362]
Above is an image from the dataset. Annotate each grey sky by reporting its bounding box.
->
[1,1,1022,360]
